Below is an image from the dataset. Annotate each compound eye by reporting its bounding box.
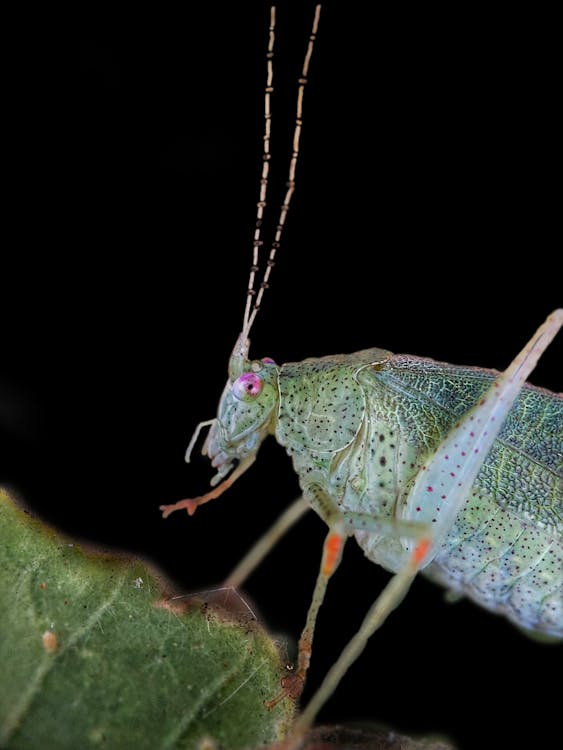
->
[232,372,263,401]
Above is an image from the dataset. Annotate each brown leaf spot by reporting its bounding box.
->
[42,630,58,653]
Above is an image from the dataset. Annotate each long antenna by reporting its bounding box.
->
[242,6,277,335]
[242,5,322,342]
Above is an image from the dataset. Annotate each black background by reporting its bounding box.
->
[2,3,561,749]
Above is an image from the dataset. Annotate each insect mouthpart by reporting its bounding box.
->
[211,449,231,469]
[202,420,237,486]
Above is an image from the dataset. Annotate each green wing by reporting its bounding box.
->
[362,355,562,532]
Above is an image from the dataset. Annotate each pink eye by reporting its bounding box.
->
[262,357,276,365]
[232,372,263,401]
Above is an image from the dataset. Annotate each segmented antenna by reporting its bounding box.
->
[241,4,322,342]
[242,6,277,336]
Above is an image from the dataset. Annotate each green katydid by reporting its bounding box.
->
[160,4,562,736]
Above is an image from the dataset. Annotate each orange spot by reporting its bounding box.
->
[322,533,343,577]
[39,582,46,590]
[42,630,58,653]
[412,538,432,568]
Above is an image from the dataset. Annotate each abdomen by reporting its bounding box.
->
[426,497,562,637]
[356,355,563,637]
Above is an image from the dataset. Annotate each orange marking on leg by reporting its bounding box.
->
[322,532,343,577]
[411,537,432,568]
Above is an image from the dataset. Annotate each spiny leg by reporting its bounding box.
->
[288,309,563,739]
[224,496,310,589]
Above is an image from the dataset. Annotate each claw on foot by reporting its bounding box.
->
[160,455,257,520]
[264,671,305,710]
[159,498,200,518]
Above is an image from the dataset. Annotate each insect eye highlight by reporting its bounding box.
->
[232,372,263,401]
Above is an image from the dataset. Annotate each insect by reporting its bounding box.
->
[160,4,562,739]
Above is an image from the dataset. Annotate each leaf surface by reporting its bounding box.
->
[0,490,293,749]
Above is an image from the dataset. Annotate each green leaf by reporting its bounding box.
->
[0,490,294,749]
